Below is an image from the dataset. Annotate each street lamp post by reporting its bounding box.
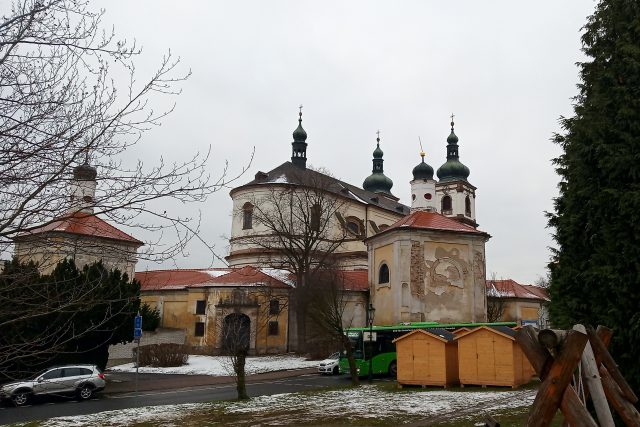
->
[367,303,375,384]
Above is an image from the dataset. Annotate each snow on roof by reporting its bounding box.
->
[260,268,295,287]
[486,279,549,301]
[14,211,143,245]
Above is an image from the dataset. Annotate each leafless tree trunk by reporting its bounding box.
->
[307,268,360,386]
[236,167,349,352]
[486,273,506,322]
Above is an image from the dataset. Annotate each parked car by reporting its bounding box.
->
[0,364,106,406]
[318,352,341,375]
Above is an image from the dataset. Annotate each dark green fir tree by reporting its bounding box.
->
[548,0,640,395]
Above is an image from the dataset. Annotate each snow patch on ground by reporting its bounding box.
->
[108,354,318,376]
[33,385,537,426]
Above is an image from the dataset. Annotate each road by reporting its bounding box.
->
[0,371,350,426]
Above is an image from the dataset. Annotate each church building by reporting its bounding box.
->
[138,110,491,353]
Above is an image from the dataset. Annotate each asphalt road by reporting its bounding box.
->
[0,372,350,426]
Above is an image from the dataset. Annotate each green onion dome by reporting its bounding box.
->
[412,153,434,180]
[436,119,470,182]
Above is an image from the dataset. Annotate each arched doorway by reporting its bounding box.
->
[222,313,251,353]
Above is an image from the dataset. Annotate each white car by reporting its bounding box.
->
[318,352,341,375]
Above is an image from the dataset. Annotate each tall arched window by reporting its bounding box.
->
[441,195,452,214]
[310,204,320,232]
[242,202,253,229]
[465,196,471,216]
[379,263,390,284]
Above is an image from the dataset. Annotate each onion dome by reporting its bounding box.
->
[291,106,308,169]
[363,134,394,196]
[412,152,434,181]
[436,117,470,182]
[73,161,97,181]
[292,114,307,143]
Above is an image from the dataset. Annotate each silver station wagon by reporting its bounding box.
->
[0,364,106,406]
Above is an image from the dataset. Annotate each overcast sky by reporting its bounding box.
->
[98,1,597,284]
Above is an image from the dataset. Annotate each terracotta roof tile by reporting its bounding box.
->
[338,269,369,291]
[137,266,293,291]
[17,212,143,244]
[137,266,369,292]
[486,279,550,301]
[370,210,488,238]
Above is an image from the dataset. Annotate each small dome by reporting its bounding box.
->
[436,159,470,181]
[292,117,307,142]
[373,142,383,159]
[73,162,97,181]
[412,157,434,180]
[363,173,393,195]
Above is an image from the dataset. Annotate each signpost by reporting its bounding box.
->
[134,313,142,394]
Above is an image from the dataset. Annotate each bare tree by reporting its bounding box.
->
[0,0,248,262]
[0,0,249,380]
[486,273,506,323]
[213,280,290,400]
[306,267,360,386]
[237,167,350,351]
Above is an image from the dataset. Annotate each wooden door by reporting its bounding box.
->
[413,340,429,380]
[477,337,495,382]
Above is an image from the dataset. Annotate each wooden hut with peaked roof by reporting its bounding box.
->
[454,326,530,388]
[393,328,458,388]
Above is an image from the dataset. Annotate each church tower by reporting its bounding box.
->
[70,155,97,213]
[410,150,437,212]
[363,133,396,199]
[291,107,308,169]
[435,117,477,227]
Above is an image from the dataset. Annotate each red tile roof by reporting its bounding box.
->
[337,269,369,291]
[486,279,550,301]
[137,266,370,292]
[369,210,488,239]
[16,212,143,245]
[137,266,293,291]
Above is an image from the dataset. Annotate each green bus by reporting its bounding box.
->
[338,321,517,377]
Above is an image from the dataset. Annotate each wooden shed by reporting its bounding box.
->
[452,327,472,336]
[454,326,529,388]
[393,328,458,387]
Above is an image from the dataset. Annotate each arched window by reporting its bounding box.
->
[345,216,362,236]
[465,196,471,216]
[379,263,390,284]
[441,195,452,214]
[310,204,320,232]
[242,202,253,229]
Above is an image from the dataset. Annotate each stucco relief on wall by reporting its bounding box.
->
[424,246,469,296]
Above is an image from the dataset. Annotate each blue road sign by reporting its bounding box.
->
[134,328,142,339]
[134,314,142,329]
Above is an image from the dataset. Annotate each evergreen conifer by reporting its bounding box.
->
[548,0,640,394]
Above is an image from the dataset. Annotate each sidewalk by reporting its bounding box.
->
[104,367,317,394]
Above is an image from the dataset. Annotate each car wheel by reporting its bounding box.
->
[388,361,397,378]
[333,366,339,375]
[77,384,93,401]
[12,391,30,406]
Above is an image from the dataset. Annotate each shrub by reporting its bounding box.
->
[134,343,189,367]
[140,303,161,331]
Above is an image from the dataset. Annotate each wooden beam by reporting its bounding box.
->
[586,326,638,404]
[538,329,568,349]
[526,329,590,427]
[600,365,640,426]
[516,326,597,427]
[573,324,614,427]
[595,325,613,349]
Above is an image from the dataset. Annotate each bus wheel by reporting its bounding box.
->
[388,361,397,378]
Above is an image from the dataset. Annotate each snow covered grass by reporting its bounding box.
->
[31,383,538,426]
[108,354,318,376]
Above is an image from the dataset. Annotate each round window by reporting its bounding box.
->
[424,193,432,200]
